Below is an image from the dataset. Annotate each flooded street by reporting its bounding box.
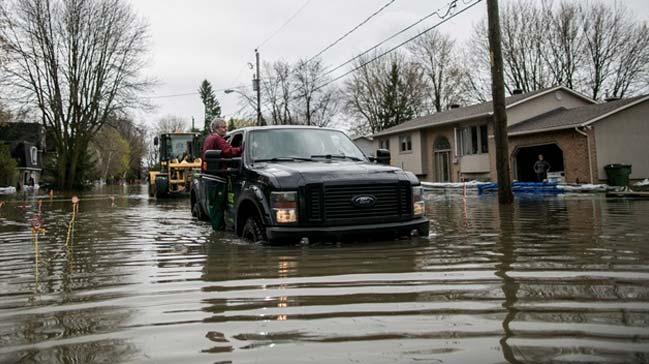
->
[1,185,648,363]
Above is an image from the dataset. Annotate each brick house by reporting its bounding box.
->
[371,86,649,184]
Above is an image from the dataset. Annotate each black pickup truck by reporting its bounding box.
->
[190,126,429,243]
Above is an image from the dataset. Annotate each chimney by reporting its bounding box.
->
[449,103,461,109]
[511,89,523,95]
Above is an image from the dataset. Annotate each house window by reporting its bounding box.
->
[379,138,390,150]
[480,125,489,153]
[30,146,38,165]
[399,135,412,152]
[459,125,489,155]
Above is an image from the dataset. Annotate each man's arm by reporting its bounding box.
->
[214,136,241,158]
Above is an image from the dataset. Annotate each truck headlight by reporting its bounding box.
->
[271,191,298,224]
[412,186,425,216]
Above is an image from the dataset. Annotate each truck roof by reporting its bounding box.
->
[230,125,342,134]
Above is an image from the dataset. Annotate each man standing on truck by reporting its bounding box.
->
[201,117,242,230]
[201,118,242,163]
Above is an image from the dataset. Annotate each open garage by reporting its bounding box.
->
[515,144,565,182]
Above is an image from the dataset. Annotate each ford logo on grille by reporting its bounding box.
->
[351,195,376,208]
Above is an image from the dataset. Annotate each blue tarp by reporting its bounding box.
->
[478,181,563,195]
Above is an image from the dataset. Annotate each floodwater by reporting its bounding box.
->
[1,185,648,364]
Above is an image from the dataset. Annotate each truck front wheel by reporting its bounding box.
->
[241,216,267,243]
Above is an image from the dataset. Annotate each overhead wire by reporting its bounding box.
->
[313,0,482,92]
[304,0,398,64]
[256,0,314,49]
[224,0,313,118]
[322,0,460,77]
[146,84,251,99]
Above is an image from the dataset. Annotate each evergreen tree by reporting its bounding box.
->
[198,80,222,134]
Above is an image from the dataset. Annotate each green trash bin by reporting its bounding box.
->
[604,164,632,186]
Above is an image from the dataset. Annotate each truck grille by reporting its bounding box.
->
[305,183,411,225]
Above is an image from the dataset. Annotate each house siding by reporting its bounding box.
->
[374,131,423,174]
[507,90,592,126]
[593,100,649,181]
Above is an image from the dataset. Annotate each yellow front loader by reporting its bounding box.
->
[148,132,202,198]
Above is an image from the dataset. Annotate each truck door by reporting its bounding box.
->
[224,132,245,230]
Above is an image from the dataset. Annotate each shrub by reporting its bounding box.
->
[0,144,18,187]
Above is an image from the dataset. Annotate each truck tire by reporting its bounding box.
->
[241,216,267,243]
[191,194,207,221]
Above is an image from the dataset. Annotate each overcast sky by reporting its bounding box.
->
[126,0,649,131]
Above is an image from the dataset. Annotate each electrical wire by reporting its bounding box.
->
[146,84,251,99]
[322,0,460,77]
[256,0,314,49]
[313,0,482,92]
[305,0,398,64]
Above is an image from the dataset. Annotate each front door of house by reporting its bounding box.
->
[434,136,451,182]
[435,151,450,182]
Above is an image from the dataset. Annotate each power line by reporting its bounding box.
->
[146,84,251,99]
[256,0,314,49]
[305,0,398,64]
[314,0,482,92]
[322,0,460,77]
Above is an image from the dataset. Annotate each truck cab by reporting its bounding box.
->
[191,126,429,243]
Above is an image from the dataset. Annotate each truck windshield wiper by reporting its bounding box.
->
[310,154,362,161]
[253,156,313,163]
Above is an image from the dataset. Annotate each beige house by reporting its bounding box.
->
[351,135,374,157]
[372,86,649,184]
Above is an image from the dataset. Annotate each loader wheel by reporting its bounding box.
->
[241,216,266,243]
[155,177,168,198]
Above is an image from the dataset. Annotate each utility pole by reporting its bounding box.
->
[254,49,263,126]
[487,0,513,204]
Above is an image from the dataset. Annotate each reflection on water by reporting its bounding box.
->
[1,186,649,363]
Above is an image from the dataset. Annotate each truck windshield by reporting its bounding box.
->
[249,128,367,162]
[165,135,194,161]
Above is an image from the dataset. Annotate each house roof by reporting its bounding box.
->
[508,95,649,135]
[372,86,594,137]
[352,135,373,142]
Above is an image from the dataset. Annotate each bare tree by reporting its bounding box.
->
[344,51,426,134]
[460,29,492,104]
[499,0,549,93]
[579,2,627,100]
[292,58,339,127]
[154,115,187,135]
[464,0,649,102]
[540,1,583,90]
[0,0,150,189]
[261,60,293,125]
[607,22,649,98]
[407,29,468,113]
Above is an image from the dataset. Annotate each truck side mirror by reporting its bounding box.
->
[375,148,391,165]
[153,136,158,146]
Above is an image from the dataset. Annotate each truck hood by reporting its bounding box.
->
[252,161,418,189]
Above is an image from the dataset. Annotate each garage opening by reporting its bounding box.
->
[515,144,565,182]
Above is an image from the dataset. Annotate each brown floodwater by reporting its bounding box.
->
[1,185,648,363]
